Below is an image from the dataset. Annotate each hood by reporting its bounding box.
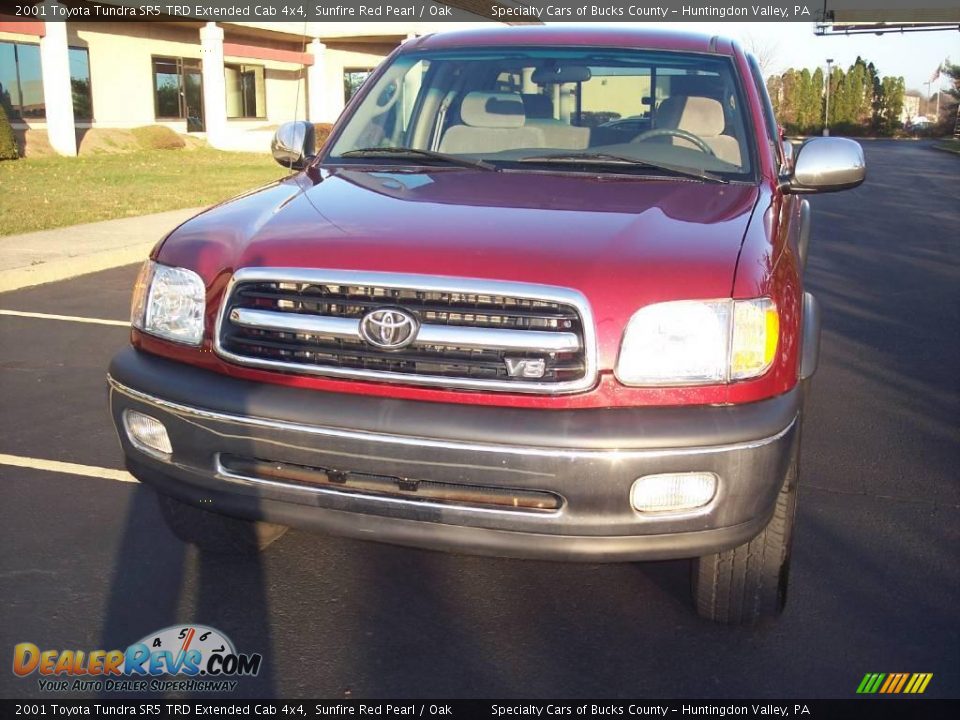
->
[158,167,759,368]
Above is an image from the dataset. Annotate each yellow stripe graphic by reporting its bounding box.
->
[856,671,933,694]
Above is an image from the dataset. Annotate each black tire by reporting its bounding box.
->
[156,492,288,555]
[692,448,799,625]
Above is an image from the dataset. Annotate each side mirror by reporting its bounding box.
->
[783,137,865,194]
[780,139,794,173]
[271,121,316,171]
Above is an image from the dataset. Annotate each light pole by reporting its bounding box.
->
[823,58,834,136]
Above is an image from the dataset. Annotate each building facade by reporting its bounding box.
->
[0,13,499,155]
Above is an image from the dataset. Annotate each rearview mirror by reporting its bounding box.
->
[784,137,865,194]
[271,121,316,171]
[531,65,592,85]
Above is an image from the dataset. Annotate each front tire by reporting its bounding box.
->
[156,492,288,555]
[692,449,799,625]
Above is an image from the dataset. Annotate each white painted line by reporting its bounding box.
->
[0,309,129,327]
[0,453,137,483]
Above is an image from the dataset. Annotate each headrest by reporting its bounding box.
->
[521,93,554,119]
[658,96,725,137]
[460,92,525,128]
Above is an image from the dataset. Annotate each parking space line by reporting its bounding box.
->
[0,453,137,483]
[0,309,129,327]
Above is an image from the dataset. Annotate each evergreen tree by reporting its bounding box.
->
[879,76,906,131]
[766,57,906,136]
[867,62,883,131]
[0,103,18,161]
[797,68,817,133]
[811,67,825,132]
[938,61,960,130]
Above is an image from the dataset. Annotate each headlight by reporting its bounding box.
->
[130,260,206,346]
[616,298,778,386]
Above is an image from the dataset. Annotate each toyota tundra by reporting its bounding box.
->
[108,27,865,624]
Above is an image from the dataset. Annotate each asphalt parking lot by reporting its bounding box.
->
[0,140,957,700]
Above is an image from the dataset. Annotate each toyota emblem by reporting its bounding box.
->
[358,308,419,350]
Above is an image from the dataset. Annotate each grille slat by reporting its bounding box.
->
[226,333,585,379]
[237,287,578,329]
[216,270,594,393]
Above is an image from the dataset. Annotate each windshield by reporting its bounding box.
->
[328,47,755,179]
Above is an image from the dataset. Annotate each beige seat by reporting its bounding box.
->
[655,95,741,166]
[439,92,544,154]
[521,94,590,150]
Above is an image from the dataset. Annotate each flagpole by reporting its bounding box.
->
[927,63,942,124]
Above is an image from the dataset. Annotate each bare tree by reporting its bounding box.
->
[741,32,780,77]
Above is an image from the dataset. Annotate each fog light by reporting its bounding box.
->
[631,472,717,513]
[123,410,172,458]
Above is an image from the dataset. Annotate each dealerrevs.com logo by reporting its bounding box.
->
[12,625,262,693]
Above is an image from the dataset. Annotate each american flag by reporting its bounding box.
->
[929,65,942,83]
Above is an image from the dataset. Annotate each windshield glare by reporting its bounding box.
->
[329,47,754,178]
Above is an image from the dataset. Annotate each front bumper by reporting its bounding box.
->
[108,347,801,562]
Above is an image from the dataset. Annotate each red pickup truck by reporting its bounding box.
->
[108,27,864,624]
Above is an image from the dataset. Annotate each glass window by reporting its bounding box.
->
[69,47,92,120]
[153,56,202,130]
[153,57,182,119]
[225,63,265,119]
[343,69,372,104]
[0,41,44,119]
[0,43,21,119]
[0,42,92,120]
[330,48,754,179]
[15,43,43,118]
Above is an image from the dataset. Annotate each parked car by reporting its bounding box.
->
[108,27,865,624]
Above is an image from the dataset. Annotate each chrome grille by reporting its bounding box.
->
[215,269,597,393]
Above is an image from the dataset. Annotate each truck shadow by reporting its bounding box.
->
[97,486,278,699]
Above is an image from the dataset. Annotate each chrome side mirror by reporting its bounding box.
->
[271,121,316,171]
[784,137,865,194]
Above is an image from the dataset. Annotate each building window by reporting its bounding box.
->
[152,56,204,131]
[343,69,372,104]
[69,47,93,120]
[0,42,93,121]
[225,64,266,119]
[0,42,45,119]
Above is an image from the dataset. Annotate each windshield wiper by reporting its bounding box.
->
[517,152,727,183]
[340,147,498,172]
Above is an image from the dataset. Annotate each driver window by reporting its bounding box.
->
[334,58,430,150]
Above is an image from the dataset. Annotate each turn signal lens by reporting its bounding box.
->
[730,298,779,380]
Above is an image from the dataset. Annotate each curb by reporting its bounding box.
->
[931,143,960,156]
[0,242,154,293]
[0,206,205,294]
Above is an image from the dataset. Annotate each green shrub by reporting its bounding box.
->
[131,125,186,150]
[0,104,19,160]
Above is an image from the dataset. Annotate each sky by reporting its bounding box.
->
[602,22,958,92]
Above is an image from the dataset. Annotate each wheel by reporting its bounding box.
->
[632,127,715,155]
[156,492,288,555]
[692,446,799,625]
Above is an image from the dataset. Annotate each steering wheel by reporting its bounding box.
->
[632,128,715,156]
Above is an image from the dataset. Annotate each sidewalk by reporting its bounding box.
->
[0,207,206,293]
